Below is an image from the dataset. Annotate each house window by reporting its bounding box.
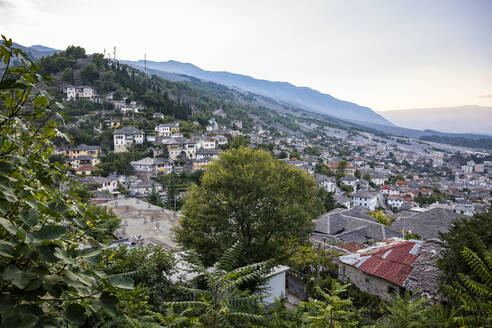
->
[387,286,396,295]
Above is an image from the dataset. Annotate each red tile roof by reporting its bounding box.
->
[341,240,420,286]
[340,241,366,252]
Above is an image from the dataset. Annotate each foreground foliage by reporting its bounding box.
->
[0,37,132,327]
[165,243,269,327]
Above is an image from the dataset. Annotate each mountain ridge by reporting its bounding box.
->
[121,59,393,127]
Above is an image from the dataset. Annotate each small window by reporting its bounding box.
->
[387,286,396,294]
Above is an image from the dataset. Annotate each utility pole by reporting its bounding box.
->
[316,242,321,287]
[144,53,147,75]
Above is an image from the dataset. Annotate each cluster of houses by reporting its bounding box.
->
[56,80,492,305]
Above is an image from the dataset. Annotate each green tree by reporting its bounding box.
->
[301,282,358,328]
[438,207,492,285]
[442,238,492,327]
[65,45,86,58]
[61,67,74,83]
[0,37,132,327]
[354,169,361,179]
[367,210,394,227]
[164,243,267,328]
[175,147,323,266]
[80,62,99,83]
[372,292,431,328]
[337,160,347,176]
[146,184,163,208]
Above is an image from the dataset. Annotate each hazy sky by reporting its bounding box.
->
[2,0,492,111]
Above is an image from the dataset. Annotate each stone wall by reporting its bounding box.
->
[339,263,401,300]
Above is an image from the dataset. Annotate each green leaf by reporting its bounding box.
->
[37,246,59,263]
[33,96,49,108]
[0,217,17,234]
[0,240,14,258]
[32,225,66,241]
[0,294,15,314]
[2,266,37,289]
[16,227,26,242]
[0,188,17,202]
[78,246,103,258]
[0,79,16,90]
[62,303,85,325]
[22,208,39,227]
[0,161,14,174]
[107,272,134,289]
[99,292,119,316]
[19,313,39,328]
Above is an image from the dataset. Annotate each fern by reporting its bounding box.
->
[163,243,269,327]
[444,238,492,327]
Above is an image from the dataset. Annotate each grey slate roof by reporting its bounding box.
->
[113,127,144,135]
[72,144,100,151]
[313,207,402,244]
[392,208,461,240]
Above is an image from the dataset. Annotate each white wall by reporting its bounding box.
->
[263,272,286,304]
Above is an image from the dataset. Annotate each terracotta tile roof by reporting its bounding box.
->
[340,240,421,286]
[76,165,96,172]
[340,241,366,252]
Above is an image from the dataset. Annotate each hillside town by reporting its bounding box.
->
[1,36,491,327]
[55,77,492,305]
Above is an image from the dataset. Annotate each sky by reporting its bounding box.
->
[1,0,492,111]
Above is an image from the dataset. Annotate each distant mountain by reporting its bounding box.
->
[11,43,61,59]
[378,105,492,135]
[121,59,393,126]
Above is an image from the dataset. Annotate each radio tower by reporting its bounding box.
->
[144,53,147,75]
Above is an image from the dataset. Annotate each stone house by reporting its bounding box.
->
[155,123,180,137]
[392,208,460,239]
[113,127,145,153]
[338,238,443,302]
[130,157,172,175]
[313,207,402,245]
[315,174,336,193]
[67,144,101,158]
[350,191,378,210]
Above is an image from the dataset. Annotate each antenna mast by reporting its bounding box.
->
[144,53,147,75]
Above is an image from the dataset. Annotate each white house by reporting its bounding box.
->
[64,85,94,100]
[231,120,243,129]
[263,265,290,304]
[196,148,219,160]
[315,174,336,193]
[130,181,163,196]
[206,119,219,131]
[387,195,405,209]
[130,157,172,175]
[350,191,378,210]
[371,174,386,186]
[155,123,180,137]
[113,127,145,153]
[162,137,197,160]
[195,136,217,150]
[341,176,358,188]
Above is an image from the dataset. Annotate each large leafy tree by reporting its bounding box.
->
[0,37,132,327]
[175,147,323,266]
[438,206,492,285]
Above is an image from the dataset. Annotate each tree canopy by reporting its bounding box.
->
[175,147,323,266]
